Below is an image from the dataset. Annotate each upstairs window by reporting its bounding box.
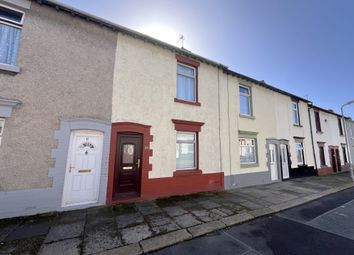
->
[295,141,304,165]
[338,118,344,136]
[239,86,252,116]
[0,4,24,66]
[291,101,300,125]
[176,63,196,102]
[314,111,322,132]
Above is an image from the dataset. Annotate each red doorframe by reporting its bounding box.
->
[107,122,224,205]
[107,122,153,205]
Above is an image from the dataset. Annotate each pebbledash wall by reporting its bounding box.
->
[109,33,225,202]
[0,1,117,218]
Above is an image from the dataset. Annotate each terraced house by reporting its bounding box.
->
[309,105,350,175]
[0,0,351,219]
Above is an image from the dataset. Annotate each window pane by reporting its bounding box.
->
[296,150,302,163]
[292,109,299,124]
[0,6,23,24]
[0,23,21,65]
[240,95,250,115]
[122,144,135,164]
[239,138,256,164]
[239,87,249,95]
[177,132,195,142]
[176,143,195,169]
[177,74,195,101]
[177,64,194,76]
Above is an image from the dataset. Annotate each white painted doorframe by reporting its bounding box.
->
[62,130,104,207]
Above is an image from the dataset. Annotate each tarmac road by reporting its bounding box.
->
[153,187,354,255]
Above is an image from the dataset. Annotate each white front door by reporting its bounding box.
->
[62,130,104,207]
[269,144,278,181]
[280,144,290,179]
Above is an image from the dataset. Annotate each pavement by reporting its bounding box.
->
[0,172,353,255]
[154,184,354,255]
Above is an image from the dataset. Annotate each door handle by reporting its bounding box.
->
[137,159,141,168]
[69,164,75,173]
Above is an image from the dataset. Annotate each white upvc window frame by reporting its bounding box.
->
[176,63,197,102]
[239,137,257,165]
[291,101,300,125]
[295,142,304,165]
[0,4,25,27]
[239,85,252,116]
[176,131,197,170]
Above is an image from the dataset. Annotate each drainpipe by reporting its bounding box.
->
[217,67,224,188]
[308,102,318,172]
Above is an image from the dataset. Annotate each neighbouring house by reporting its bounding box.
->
[0,0,352,219]
[0,0,117,218]
[220,73,315,190]
[309,105,350,175]
[345,118,354,169]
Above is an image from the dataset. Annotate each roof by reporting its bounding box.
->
[36,0,227,69]
[225,70,310,103]
[310,104,345,118]
[35,0,329,106]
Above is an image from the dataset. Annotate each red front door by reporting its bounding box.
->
[114,134,142,198]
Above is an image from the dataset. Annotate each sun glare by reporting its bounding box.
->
[138,24,182,47]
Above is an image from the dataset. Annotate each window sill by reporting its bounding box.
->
[293,124,303,128]
[240,163,259,168]
[239,114,255,120]
[0,63,20,74]
[174,98,201,106]
[173,169,202,177]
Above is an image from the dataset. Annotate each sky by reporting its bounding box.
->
[60,0,354,117]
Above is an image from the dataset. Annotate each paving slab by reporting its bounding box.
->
[145,213,180,235]
[162,206,188,217]
[39,238,81,255]
[116,212,144,229]
[0,222,19,242]
[136,202,163,215]
[0,236,44,255]
[173,214,202,228]
[197,200,221,209]
[83,222,122,254]
[57,210,86,224]
[121,223,152,244]
[5,222,51,241]
[45,221,84,243]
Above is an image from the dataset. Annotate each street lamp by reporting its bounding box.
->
[341,100,354,182]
